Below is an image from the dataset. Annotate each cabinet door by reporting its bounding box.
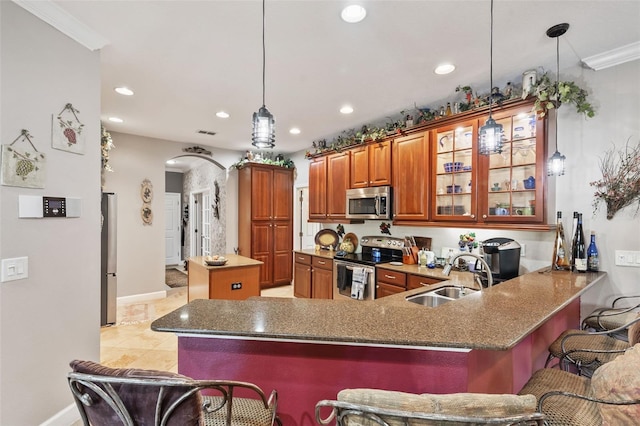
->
[312,267,333,299]
[326,152,351,219]
[350,146,369,188]
[251,166,273,221]
[376,282,405,298]
[272,221,292,285]
[251,223,273,287]
[272,168,293,221]
[407,274,445,290]
[294,261,312,298]
[393,132,430,221]
[368,140,392,186]
[308,157,327,220]
[479,106,545,224]
[432,120,477,222]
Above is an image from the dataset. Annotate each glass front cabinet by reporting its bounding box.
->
[430,101,546,225]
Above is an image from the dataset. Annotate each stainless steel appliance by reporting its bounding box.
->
[345,186,392,220]
[101,192,117,326]
[481,237,521,284]
[333,235,404,300]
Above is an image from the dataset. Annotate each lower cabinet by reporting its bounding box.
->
[407,274,445,290]
[376,269,407,298]
[293,253,333,299]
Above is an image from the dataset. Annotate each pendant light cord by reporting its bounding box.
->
[554,34,560,152]
[261,0,266,108]
[489,0,494,116]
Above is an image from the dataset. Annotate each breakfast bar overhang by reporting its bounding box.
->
[151,270,604,425]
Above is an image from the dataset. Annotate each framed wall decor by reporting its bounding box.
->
[52,103,85,154]
[141,179,153,225]
[1,129,46,188]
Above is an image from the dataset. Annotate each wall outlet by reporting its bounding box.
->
[231,282,242,290]
[520,244,526,257]
[1,257,29,282]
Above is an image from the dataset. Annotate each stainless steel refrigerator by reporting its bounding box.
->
[101,192,117,326]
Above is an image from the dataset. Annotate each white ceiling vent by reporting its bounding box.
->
[196,130,217,136]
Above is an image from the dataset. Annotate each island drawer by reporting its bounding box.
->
[295,253,311,265]
[407,274,446,290]
[377,270,406,288]
[312,256,332,270]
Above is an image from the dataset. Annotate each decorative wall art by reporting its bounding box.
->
[212,180,220,219]
[1,129,46,188]
[52,103,85,154]
[141,178,153,225]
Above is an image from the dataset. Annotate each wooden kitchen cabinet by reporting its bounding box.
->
[311,256,333,299]
[407,274,446,290]
[308,156,327,220]
[376,268,406,298]
[393,132,430,221]
[238,163,294,289]
[350,140,392,188]
[294,254,312,298]
[326,151,351,220]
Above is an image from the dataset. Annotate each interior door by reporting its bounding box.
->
[294,187,319,250]
[164,193,181,265]
[201,192,211,256]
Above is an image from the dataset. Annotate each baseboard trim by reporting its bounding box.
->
[40,402,79,426]
[117,290,167,305]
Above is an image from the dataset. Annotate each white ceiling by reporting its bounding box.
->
[50,0,640,155]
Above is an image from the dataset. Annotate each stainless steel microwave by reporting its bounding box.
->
[345,186,392,220]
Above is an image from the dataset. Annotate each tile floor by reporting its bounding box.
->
[100,278,294,373]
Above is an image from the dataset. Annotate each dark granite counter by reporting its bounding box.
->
[152,269,605,351]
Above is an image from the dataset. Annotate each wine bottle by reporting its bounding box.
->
[445,102,452,116]
[572,213,587,272]
[552,212,571,270]
[587,231,599,272]
[570,211,579,270]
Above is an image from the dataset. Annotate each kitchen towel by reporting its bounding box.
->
[351,267,368,300]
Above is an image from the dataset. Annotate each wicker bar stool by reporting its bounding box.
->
[544,314,640,376]
[68,360,280,426]
[582,295,640,338]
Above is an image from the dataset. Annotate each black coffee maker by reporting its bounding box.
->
[481,237,521,284]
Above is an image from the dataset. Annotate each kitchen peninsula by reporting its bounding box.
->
[187,255,263,301]
[152,269,604,425]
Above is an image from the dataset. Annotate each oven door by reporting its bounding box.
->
[333,260,375,301]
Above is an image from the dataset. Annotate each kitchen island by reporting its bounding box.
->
[152,269,605,425]
[187,255,263,301]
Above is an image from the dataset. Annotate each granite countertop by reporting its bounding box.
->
[152,267,605,351]
[189,254,263,269]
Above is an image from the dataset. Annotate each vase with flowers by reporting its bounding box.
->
[459,232,478,252]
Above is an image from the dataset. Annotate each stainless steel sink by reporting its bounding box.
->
[431,286,477,299]
[406,286,478,307]
[405,293,452,307]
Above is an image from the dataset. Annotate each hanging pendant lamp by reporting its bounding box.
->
[252,0,275,149]
[478,0,503,156]
[546,23,569,176]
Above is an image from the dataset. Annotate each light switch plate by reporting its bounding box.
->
[1,257,29,282]
[615,250,640,267]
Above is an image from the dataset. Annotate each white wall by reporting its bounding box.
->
[0,3,101,424]
[102,131,242,297]
[293,59,640,317]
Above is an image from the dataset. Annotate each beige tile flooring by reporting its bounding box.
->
[100,276,294,373]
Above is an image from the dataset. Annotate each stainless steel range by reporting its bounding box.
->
[333,236,405,301]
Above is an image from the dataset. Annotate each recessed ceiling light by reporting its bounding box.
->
[340,105,354,114]
[434,63,456,75]
[289,128,301,135]
[341,5,367,23]
[114,87,134,96]
[108,117,124,123]
[216,111,229,118]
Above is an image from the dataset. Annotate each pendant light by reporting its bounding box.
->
[546,23,569,176]
[252,0,275,149]
[478,0,503,156]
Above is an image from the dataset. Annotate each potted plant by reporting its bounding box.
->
[528,72,595,118]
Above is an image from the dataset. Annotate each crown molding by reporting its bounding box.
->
[581,41,640,71]
[12,0,109,51]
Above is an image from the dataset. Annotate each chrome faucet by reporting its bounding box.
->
[442,252,493,290]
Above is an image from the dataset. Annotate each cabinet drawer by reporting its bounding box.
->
[377,269,406,288]
[312,256,332,270]
[407,274,445,290]
[295,253,311,265]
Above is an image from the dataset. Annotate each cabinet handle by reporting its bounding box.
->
[318,261,326,265]
[384,274,396,279]
[420,282,430,287]
[482,214,487,219]
[470,214,476,219]
[298,257,306,261]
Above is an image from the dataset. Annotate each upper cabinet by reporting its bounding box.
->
[326,151,351,220]
[308,156,327,221]
[350,140,392,188]
[393,132,430,221]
